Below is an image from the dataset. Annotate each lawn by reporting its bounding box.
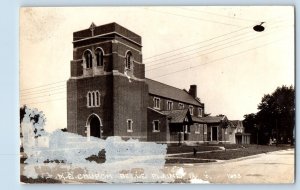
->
[167,145,220,154]
[169,145,292,160]
[165,158,216,164]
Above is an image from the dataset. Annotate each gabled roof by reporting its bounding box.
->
[229,120,243,128]
[194,116,225,124]
[145,78,202,106]
[230,120,239,127]
[161,109,192,124]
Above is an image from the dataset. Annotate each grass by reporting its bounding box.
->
[167,145,220,154]
[170,145,292,160]
[165,158,215,164]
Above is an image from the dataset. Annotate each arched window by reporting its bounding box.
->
[95,48,104,67]
[88,92,91,107]
[83,50,93,69]
[96,91,100,106]
[125,51,133,70]
[92,92,95,106]
[87,91,100,108]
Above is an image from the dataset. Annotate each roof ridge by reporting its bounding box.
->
[147,107,166,115]
[145,78,186,92]
[145,78,201,103]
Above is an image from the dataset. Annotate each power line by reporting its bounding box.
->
[22,97,66,105]
[145,30,256,66]
[144,26,249,60]
[21,90,66,100]
[20,26,249,94]
[144,19,289,61]
[18,20,291,95]
[147,8,245,28]
[21,37,288,105]
[145,25,288,71]
[21,85,66,96]
[152,38,286,79]
[179,7,260,23]
[20,80,65,92]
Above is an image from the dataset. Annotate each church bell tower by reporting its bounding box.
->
[67,22,148,141]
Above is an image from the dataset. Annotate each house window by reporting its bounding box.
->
[224,128,227,135]
[125,51,133,70]
[87,90,100,108]
[204,125,207,135]
[83,50,93,69]
[189,106,194,115]
[95,48,104,67]
[127,119,133,132]
[195,124,200,134]
[178,103,184,109]
[153,120,160,132]
[153,97,160,109]
[198,108,203,117]
[167,101,173,110]
[184,125,190,133]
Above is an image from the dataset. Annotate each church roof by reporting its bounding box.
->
[145,78,202,106]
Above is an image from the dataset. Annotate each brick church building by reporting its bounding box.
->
[67,22,230,144]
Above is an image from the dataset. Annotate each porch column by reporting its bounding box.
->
[166,119,170,142]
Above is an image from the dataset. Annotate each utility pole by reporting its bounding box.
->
[254,124,258,145]
[276,118,278,146]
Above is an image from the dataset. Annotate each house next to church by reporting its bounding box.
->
[67,22,231,144]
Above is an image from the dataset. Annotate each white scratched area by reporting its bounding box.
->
[21,107,205,183]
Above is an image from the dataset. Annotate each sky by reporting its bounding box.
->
[19,7,294,132]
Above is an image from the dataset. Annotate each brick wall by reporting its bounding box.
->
[67,75,114,137]
[113,75,148,141]
[148,94,204,117]
[147,108,167,142]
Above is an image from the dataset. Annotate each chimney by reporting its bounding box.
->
[188,85,197,98]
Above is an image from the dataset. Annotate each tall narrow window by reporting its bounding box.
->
[184,125,190,133]
[189,106,194,115]
[92,92,95,106]
[96,91,100,106]
[167,101,173,110]
[125,51,132,70]
[198,108,203,117]
[88,92,91,107]
[84,50,93,68]
[153,120,160,132]
[95,48,104,67]
[195,124,200,134]
[153,97,160,109]
[127,119,133,132]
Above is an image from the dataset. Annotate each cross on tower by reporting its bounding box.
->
[89,22,96,36]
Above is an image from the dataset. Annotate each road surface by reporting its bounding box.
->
[164,148,295,184]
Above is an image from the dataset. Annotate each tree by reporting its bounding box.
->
[243,113,258,144]
[244,85,295,145]
[257,85,295,145]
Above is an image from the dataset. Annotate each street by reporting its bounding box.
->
[164,148,295,184]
